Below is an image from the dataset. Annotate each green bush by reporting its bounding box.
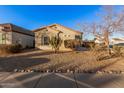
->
[0,44,22,54]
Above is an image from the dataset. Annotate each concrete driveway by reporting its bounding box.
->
[0,72,124,88]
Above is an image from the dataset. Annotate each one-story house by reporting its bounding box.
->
[111,38,124,45]
[33,24,83,51]
[0,23,34,48]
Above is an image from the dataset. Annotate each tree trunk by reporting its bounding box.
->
[104,31,111,55]
[105,40,111,55]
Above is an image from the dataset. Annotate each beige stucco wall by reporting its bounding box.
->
[53,25,82,50]
[12,32,34,48]
[35,28,59,50]
[51,25,82,40]
[34,25,82,51]
[111,39,124,45]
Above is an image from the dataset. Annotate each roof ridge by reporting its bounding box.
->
[46,26,61,32]
[33,23,83,34]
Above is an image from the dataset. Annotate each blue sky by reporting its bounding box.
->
[0,5,101,30]
[0,5,123,39]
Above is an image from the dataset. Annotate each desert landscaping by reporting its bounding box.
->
[0,49,123,74]
[0,5,124,88]
[0,6,124,74]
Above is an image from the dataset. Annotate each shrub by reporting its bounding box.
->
[88,43,95,50]
[64,40,74,49]
[95,45,108,52]
[0,45,9,54]
[9,44,22,53]
[0,44,22,54]
[97,54,111,61]
[112,45,124,57]
[82,41,95,49]
[64,40,81,50]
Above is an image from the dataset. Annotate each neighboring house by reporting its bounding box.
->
[33,24,83,50]
[111,38,124,45]
[0,23,34,48]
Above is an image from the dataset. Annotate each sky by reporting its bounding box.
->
[0,5,123,40]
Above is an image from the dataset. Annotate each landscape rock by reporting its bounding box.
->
[108,71,113,74]
[30,70,34,72]
[67,69,70,73]
[21,70,25,72]
[74,70,79,73]
[121,71,124,74]
[70,70,74,73]
[14,69,18,72]
[46,70,49,73]
[96,71,103,74]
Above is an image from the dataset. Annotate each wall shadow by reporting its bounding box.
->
[0,51,50,72]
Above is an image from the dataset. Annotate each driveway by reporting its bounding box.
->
[0,72,124,88]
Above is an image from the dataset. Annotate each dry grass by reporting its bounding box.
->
[0,49,123,72]
[25,50,121,72]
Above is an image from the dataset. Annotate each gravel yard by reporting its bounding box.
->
[0,49,123,72]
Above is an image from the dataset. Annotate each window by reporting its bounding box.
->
[75,35,82,40]
[0,33,6,44]
[42,36,49,45]
[44,37,49,45]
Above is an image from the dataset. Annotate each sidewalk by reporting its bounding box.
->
[0,72,124,88]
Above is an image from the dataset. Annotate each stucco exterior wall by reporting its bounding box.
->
[51,25,82,40]
[35,28,58,50]
[34,25,82,51]
[111,39,124,45]
[12,32,34,48]
[53,25,82,50]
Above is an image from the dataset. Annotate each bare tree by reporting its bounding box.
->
[79,6,124,54]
